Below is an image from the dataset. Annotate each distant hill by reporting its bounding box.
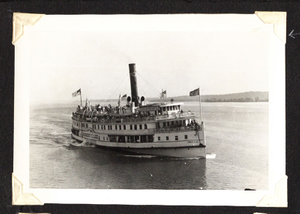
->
[149,91,269,102]
[83,91,268,104]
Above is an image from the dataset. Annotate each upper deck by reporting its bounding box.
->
[72,102,195,124]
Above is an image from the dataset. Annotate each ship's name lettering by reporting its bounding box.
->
[83,133,100,140]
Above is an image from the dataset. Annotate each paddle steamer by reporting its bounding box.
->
[71,64,206,158]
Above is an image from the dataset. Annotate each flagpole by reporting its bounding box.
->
[198,87,202,121]
[80,88,82,107]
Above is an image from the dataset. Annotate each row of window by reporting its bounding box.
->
[157,135,188,141]
[108,135,154,143]
[78,123,148,131]
[161,105,180,111]
[159,120,187,128]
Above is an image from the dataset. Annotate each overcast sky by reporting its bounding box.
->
[28,17,269,104]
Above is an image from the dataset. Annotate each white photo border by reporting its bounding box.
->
[13,13,286,206]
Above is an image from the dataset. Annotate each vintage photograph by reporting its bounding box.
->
[14,13,285,205]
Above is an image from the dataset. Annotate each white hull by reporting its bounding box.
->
[71,133,83,142]
[71,133,205,158]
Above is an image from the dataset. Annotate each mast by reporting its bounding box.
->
[129,63,139,106]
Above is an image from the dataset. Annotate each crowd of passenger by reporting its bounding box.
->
[157,119,202,132]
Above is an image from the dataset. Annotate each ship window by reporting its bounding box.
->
[103,137,105,141]
[158,136,160,141]
[134,125,137,130]
[166,136,169,140]
[175,136,178,140]
[167,107,169,111]
[124,125,126,130]
[144,124,147,129]
[107,137,108,141]
[98,125,100,129]
[163,122,166,127]
[86,124,88,128]
[185,135,188,139]
[119,125,121,130]
[139,124,142,129]
[171,121,174,126]
[130,125,133,130]
[114,125,117,130]
[167,122,170,127]
[149,135,154,142]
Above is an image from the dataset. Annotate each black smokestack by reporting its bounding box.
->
[129,63,139,106]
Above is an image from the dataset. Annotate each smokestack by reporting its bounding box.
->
[129,63,139,106]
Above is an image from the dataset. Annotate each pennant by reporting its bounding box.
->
[189,88,199,96]
[72,89,81,97]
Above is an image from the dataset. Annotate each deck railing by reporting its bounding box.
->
[72,111,195,123]
[154,125,201,133]
[155,112,195,120]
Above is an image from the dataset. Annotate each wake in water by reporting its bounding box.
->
[51,131,72,136]
[69,140,95,148]
[206,153,217,159]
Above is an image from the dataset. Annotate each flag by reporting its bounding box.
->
[189,88,199,96]
[160,90,167,99]
[72,89,81,97]
[121,94,127,99]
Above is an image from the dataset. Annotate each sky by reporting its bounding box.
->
[28,17,270,104]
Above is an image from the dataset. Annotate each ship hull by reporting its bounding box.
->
[71,133,83,142]
[120,147,205,158]
[72,133,205,158]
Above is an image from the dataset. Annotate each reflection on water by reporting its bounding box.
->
[29,102,268,190]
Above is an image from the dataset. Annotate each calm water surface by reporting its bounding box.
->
[29,102,268,190]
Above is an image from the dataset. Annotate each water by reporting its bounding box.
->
[29,102,268,190]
